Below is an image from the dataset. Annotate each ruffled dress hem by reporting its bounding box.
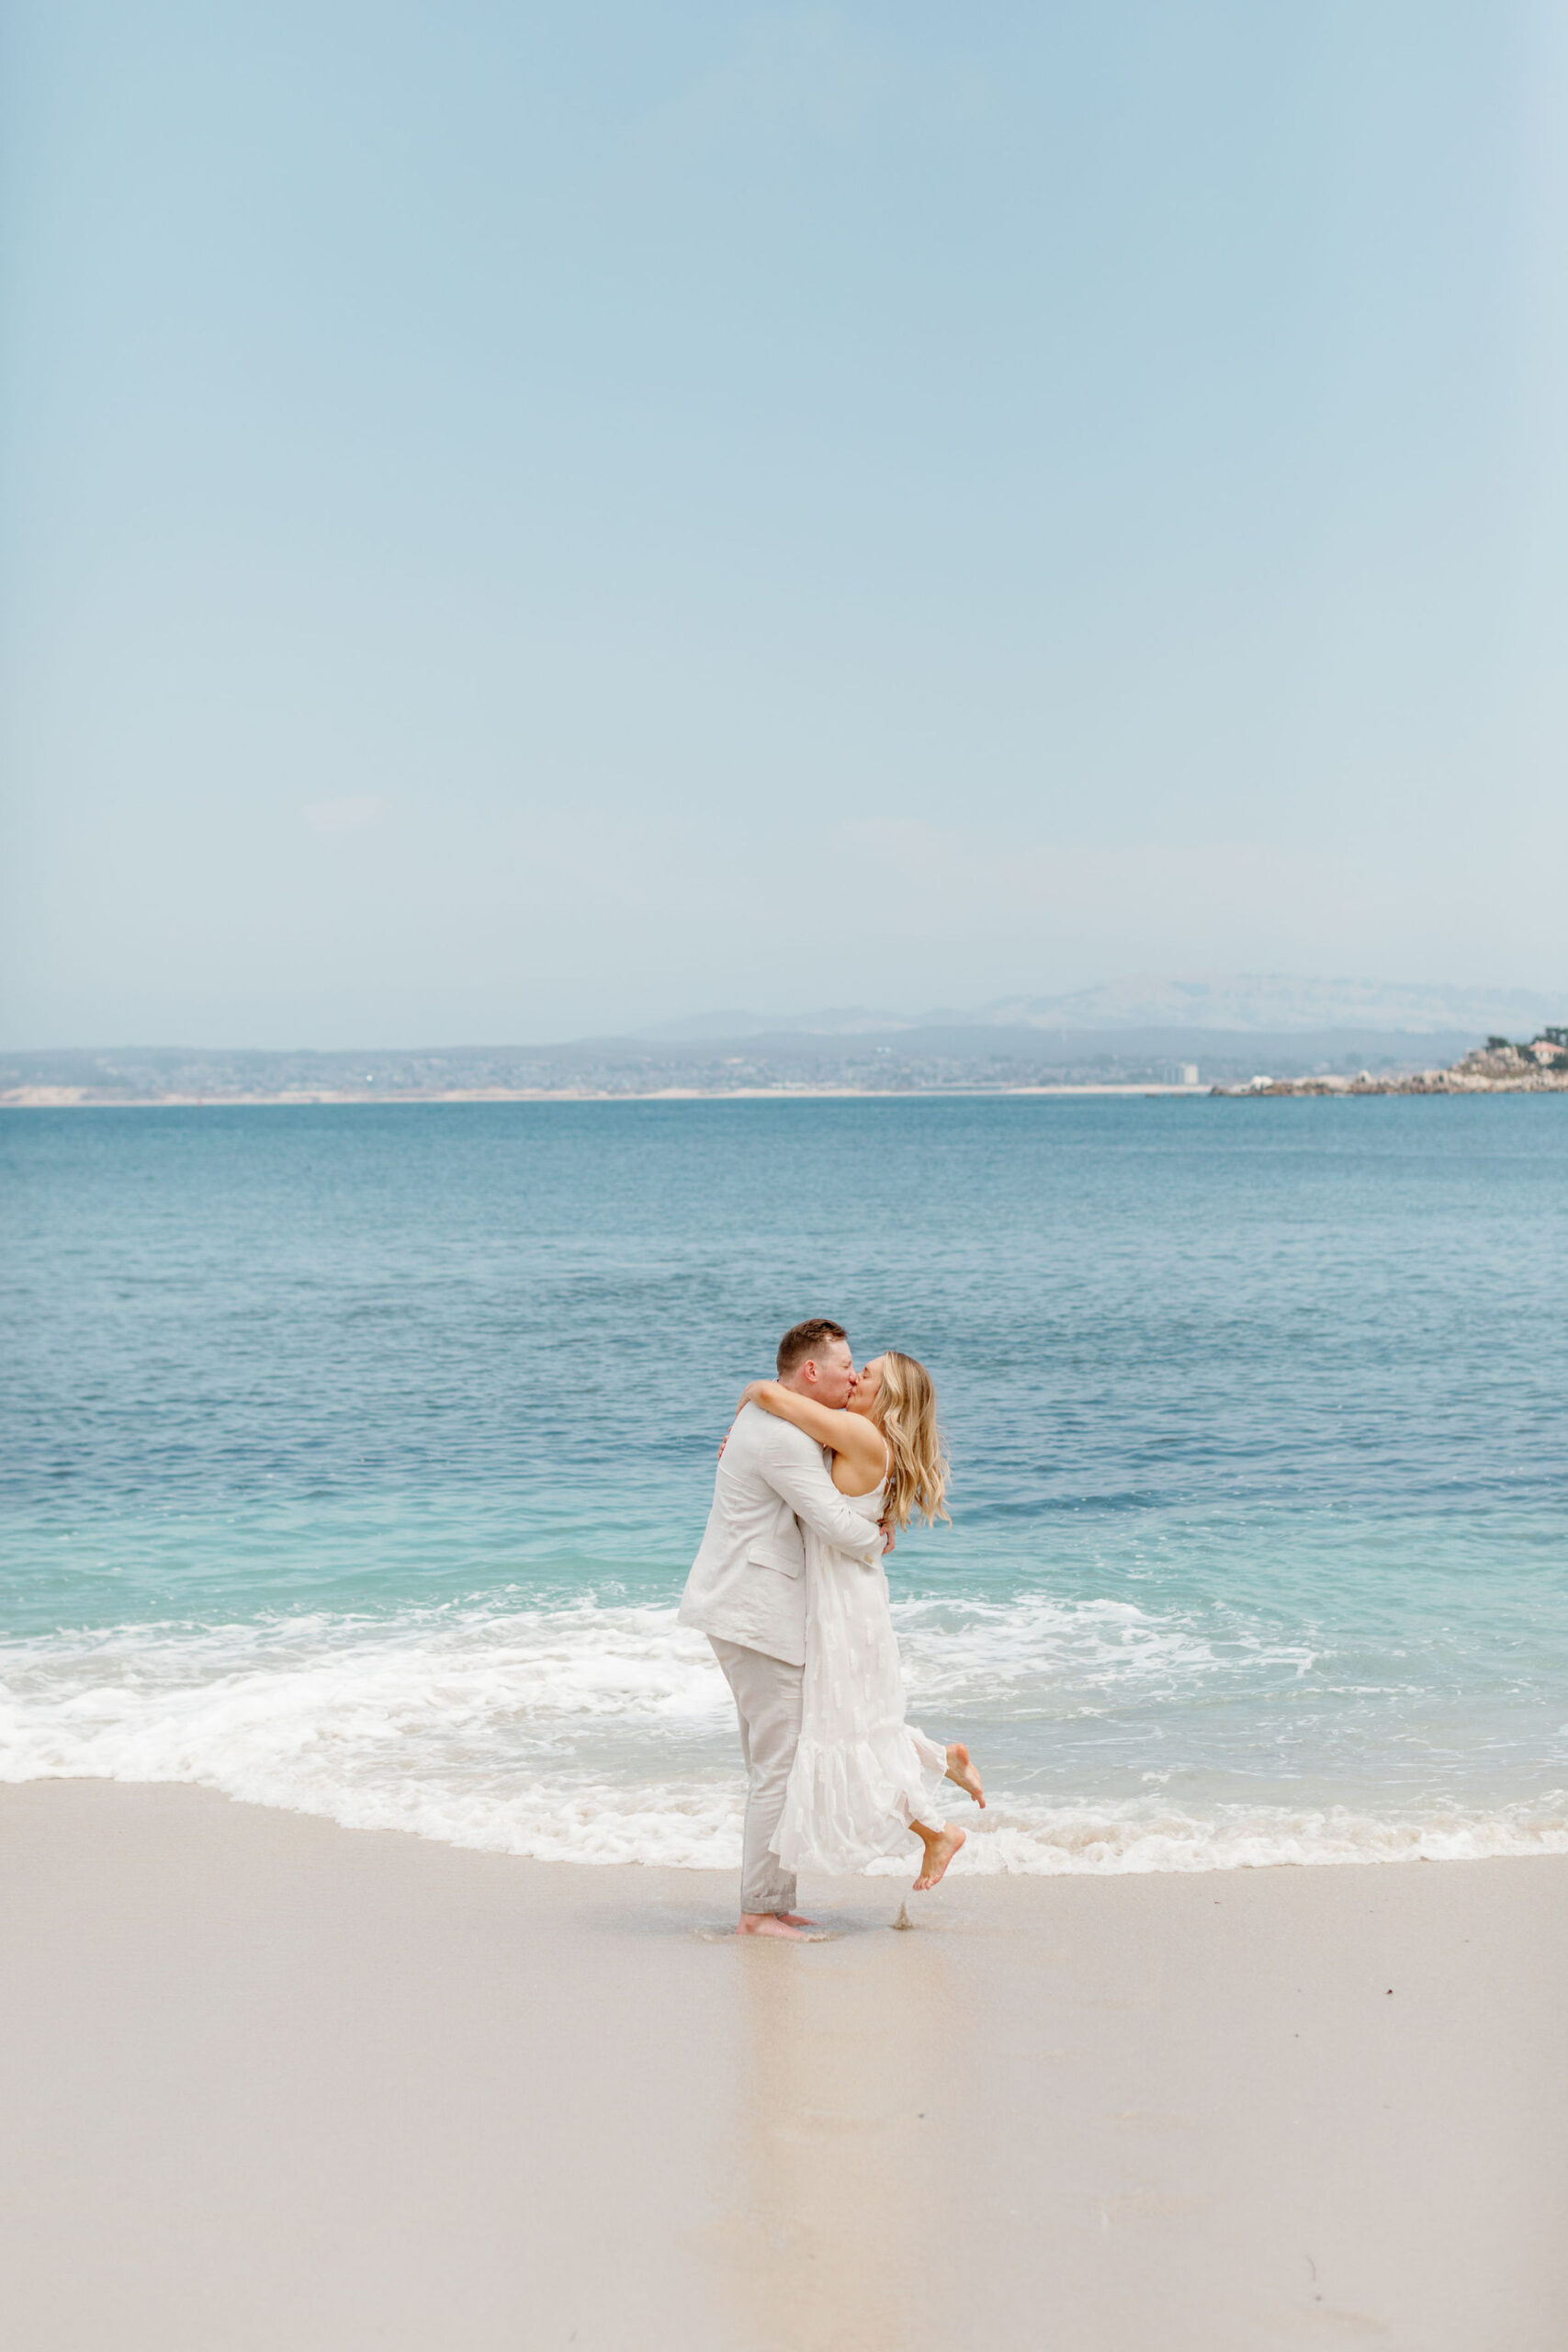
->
[772,1724,948,1874]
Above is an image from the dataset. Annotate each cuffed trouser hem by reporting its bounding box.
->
[709,1635,803,1916]
[743,1873,798,1915]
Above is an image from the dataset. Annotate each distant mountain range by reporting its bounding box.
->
[645,975,1563,1041]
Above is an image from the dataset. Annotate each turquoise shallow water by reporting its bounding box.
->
[2,1095,1565,1871]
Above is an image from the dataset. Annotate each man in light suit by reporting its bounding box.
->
[680,1317,887,1939]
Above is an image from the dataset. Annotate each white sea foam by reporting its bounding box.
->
[935,1795,1568,1875]
[4,1594,1562,1875]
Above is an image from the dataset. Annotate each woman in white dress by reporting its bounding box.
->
[735,1351,985,1893]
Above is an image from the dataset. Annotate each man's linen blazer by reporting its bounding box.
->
[678,1403,885,1668]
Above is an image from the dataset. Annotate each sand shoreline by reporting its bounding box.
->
[8,1080,1563,1106]
[3,1779,1563,2349]
[3,1082,1212,1107]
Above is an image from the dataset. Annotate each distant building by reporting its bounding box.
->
[1484,1027,1566,1064]
[1180,1063,1200,1087]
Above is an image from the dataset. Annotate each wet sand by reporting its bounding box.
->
[2,1781,1563,2350]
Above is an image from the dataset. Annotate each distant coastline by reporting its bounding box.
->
[1213,1035,1568,1097]
[2,1081,1214,1108]
[6,1072,1567,1107]
[7,1022,1558,1108]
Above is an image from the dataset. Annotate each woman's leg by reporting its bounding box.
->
[944,1743,985,1806]
[910,1816,965,1890]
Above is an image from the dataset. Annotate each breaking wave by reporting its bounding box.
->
[4,1593,1562,1874]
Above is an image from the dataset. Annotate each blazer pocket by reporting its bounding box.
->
[746,1539,804,1578]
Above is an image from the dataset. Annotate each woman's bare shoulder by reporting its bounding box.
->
[829,1430,891,1491]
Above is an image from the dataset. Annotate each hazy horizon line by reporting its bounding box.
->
[6,970,1564,1058]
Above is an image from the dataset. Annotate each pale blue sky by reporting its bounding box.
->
[4,2,1565,1046]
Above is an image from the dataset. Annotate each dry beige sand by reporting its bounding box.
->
[2,1781,1563,2352]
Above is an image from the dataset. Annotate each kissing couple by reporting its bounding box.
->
[680,1318,986,1939]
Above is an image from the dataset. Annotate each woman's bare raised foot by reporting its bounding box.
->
[912,1824,965,1891]
[944,1743,986,1808]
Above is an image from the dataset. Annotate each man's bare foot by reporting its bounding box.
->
[945,1743,986,1807]
[912,1824,965,1891]
[737,1912,808,1939]
[774,1912,818,1928]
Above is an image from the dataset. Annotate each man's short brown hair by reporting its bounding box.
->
[776,1317,849,1378]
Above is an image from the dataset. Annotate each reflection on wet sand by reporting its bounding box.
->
[710,1902,955,2352]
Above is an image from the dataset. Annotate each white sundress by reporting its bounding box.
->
[771,1473,949,1874]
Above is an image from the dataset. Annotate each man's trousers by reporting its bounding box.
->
[709,1635,804,1917]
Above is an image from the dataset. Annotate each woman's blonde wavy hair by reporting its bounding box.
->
[870,1350,950,1531]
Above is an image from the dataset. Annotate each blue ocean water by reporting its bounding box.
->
[3,1095,1565,1872]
